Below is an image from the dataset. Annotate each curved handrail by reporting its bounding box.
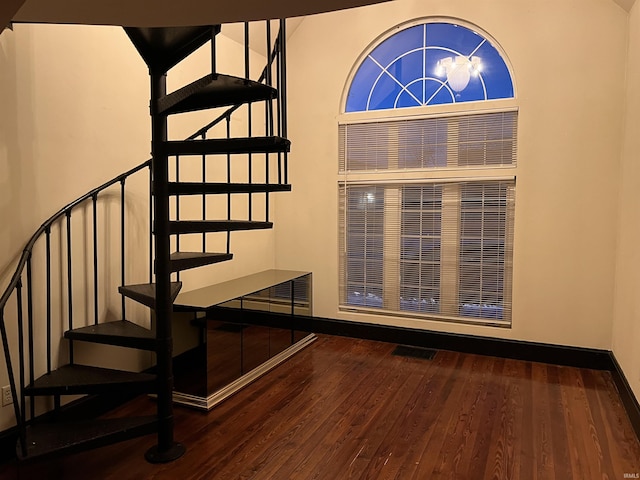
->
[0,159,151,310]
[0,19,287,314]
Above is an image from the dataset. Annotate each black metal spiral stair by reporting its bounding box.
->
[1,21,291,465]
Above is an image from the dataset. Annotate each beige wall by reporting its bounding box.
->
[0,26,36,290]
[276,0,628,348]
[0,23,276,430]
[612,1,640,402]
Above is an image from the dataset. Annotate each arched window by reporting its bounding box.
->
[345,22,514,111]
[339,20,517,326]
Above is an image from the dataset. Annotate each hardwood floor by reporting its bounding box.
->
[2,335,639,479]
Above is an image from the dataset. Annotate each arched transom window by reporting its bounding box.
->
[345,22,514,112]
[339,20,517,327]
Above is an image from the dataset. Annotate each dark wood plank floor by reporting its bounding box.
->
[2,335,639,479]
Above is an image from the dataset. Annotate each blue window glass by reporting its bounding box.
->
[345,22,514,112]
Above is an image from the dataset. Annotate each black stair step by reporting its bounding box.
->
[124,26,220,73]
[167,182,292,196]
[167,251,233,272]
[161,136,290,156]
[158,74,277,115]
[118,282,182,309]
[169,220,273,235]
[64,320,156,351]
[24,365,157,396]
[17,416,157,461]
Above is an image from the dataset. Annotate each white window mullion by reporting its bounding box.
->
[440,184,460,316]
[383,187,401,310]
[501,184,516,322]
[383,124,400,310]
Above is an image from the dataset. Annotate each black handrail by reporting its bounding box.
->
[0,159,151,310]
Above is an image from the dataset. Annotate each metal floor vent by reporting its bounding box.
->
[392,345,437,360]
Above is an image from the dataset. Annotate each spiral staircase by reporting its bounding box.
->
[0,22,290,463]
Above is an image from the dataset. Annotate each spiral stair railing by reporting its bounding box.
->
[0,19,290,463]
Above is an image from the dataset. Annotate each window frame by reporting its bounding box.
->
[338,19,518,328]
[338,175,516,328]
[341,17,517,113]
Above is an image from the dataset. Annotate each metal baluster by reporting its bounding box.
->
[92,194,98,325]
[265,20,278,202]
[266,20,274,134]
[149,163,154,283]
[201,133,207,252]
[16,280,25,427]
[175,155,180,283]
[245,22,253,221]
[0,307,25,457]
[266,20,273,222]
[211,28,217,75]
[276,28,283,185]
[45,226,51,374]
[280,19,288,185]
[265,129,270,222]
[149,163,154,331]
[226,117,232,254]
[66,211,73,364]
[244,21,250,80]
[121,179,126,320]
[26,257,34,420]
[248,135,253,220]
[265,24,285,221]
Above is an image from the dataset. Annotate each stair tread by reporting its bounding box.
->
[168,251,233,272]
[64,320,156,351]
[25,364,157,396]
[158,74,277,115]
[169,220,273,234]
[119,282,182,309]
[167,182,291,195]
[171,251,232,261]
[18,416,157,461]
[124,26,220,73]
[161,136,290,156]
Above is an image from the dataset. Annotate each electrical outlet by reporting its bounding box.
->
[2,385,13,407]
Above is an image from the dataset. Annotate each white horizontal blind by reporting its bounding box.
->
[339,185,385,308]
[457,182,515,321]
[339,111,517,172]
[400,184,443,315]
[339,109,517,325]
[339,180,515,323]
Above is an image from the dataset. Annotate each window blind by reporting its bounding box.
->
[339,109,517,325]
[339,111,518,172]
[339,180,515,323]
